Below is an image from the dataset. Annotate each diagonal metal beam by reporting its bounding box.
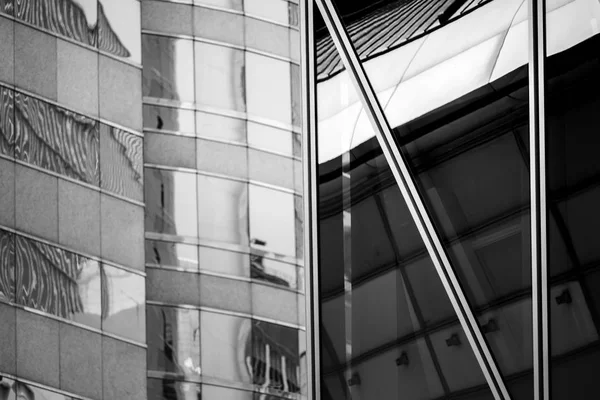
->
[314,0,511,398]
[528,0,549,399]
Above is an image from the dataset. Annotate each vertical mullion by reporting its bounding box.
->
[314,0,510,399]
[300,0,320,399]
[528,0,549,399]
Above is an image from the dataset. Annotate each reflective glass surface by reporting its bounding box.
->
[247,122,293,156]
[316,50,495,400]
[147,378,202,400]
[197,174,248,246]
[194,42,245,112]
[144,105,196,135]
[147,305,201,379]
[198,245,249,277]
[10,380,75,400]
[0,230,14,303]
[145,167,199,238]
[546,4,600,397]
[146,240,199,271]
[14,234,101,329]
[143,35,195,103]
[249,185,295,257]
[101,264,145,342]
[196,112,246,143]
[98,0,142,62]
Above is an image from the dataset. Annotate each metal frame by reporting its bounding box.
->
[300,0,321,399]
[528,0,550,399]
[312,0,511,399]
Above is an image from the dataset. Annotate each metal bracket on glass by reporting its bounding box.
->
[313,0,512,399]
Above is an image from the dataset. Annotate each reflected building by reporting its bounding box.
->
[0,0,305,400]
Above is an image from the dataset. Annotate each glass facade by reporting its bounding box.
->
[308,0,600,399]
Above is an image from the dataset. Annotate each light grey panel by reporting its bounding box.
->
[102,336,146,400]
[201,386,253,400]
[145,132,195,169]
[0,16,13,85]
[0,158,14,228]
[99,54,143,131]
[14,23,57,100]
[146,268,201,306]
[252,282,298,325]
[58,179,100,256]
[244,17,290,59]
[59,323,102,399]
[142,0,193,35]
[15,164,58,241]
[294,159,302,193]
[57,38,99,116]
[200,274,251,314]
[196,139,247,179]
[248,148,294,190]
[193,6,244,46]
[16,309,60,387]
[0,302,16,374]
[100,194,144,270]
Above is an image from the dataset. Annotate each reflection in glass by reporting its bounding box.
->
[197,175,248,246]
[0,230,14,303]
[196,112,246,143]
[249,185,295,257]
[0,88,14,157]
[11,380,75,400]
[244,0,288,25]
[14,235,101,328]
[0,0,13,15]
[143,35,195,103]
[194,42,245,112]
[102,264,145,342]
[145,168,198,238]
[247,122,292,156]
[200,311,252,384]
[199,245,248,277]
[546,16,600,396]
[194,0,242,11]
[251,256,297,290]
[146,240,198,271]
[250,320,301,393]
[98,0,140,61]
[147,305,201,379]
[144,105,195,135]
[245,52,291,125]
[147,378,201,400]
[100,124,143,201]
[14,92,99,185]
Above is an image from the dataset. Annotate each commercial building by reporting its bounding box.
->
[1,0,600,399]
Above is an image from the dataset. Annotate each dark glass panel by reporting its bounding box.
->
[142,34,195,103]
[147,378,201,400]
[14,0,98,48]
[14,92,99,185]
[147,305,201,379]
[14,234,101,328]
[0,230,14,303]
[546,7,600,395]
[100,123,143,201]
[145,240,198,271]
[101,264,145,342]
[0,0,13,15]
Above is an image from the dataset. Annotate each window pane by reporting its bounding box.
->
[102,264,145,343]
[145,168,198,238]
[249,185,295,257]
[197,175,248,246]
[98,0,142,63]
[143,35,195,103]
[247,122,293,156]
[147,378,201,400]
[246,53,291,125]
[147,305,201,379]
[144,105,195,135]
[199,245,249,277]
[245,0,288,25]
[0,230,14,303]
[196,112,246,143]
[194,42,245,112]
[145,240,199,271]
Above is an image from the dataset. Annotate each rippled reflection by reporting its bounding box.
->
[0,88,14,156]
[14,234,101,328]
[14,92,100,185]
[100,123,143,200]
[0,230,14,303]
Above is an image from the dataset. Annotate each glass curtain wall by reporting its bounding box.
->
[306,0,600,399]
